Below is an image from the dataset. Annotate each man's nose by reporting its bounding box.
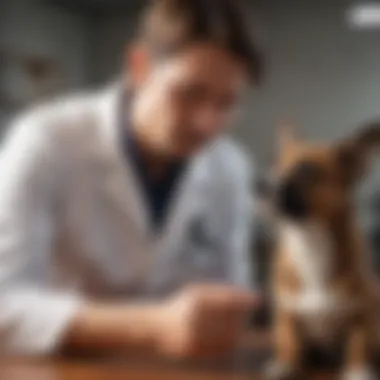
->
[192,108,224,135]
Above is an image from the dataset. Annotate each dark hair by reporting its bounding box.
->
[137,0,263,85]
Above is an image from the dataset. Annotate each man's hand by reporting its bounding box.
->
[63,284,259,359]
[153,284,260,359]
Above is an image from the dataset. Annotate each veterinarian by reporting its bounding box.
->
[0,0,262,356]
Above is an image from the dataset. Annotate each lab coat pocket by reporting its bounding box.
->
[175,214,227,282]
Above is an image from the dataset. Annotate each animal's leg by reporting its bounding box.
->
[341,321,376,380]
[266,310,302,380]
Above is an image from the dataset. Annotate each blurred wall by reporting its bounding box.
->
[92,14,136,86]
[0,0,93,128]
[0,0,92,88]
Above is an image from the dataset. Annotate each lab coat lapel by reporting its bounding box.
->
[96,84,150,237]
[95,84,209,253]
[141,150,211,293]
[152,152,208,261]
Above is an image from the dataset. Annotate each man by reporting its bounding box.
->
[0,0,262,357]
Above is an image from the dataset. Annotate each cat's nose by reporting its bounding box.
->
[277,179,309,219]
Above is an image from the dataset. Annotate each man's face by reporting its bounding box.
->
[129,43,249,158]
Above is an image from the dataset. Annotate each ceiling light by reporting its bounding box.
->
[347,2,380,29]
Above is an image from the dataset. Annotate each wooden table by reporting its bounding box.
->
[0,331,337,380]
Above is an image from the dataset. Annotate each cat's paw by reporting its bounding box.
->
[265,360,301,380]
[341,367,377,380]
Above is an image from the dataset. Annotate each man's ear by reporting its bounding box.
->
[336,120,380,184]
[125,42,151,87]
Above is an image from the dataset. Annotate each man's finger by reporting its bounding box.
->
[227,291,262,309]
[195,283,260,304]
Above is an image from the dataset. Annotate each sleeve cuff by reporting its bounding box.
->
[0,289,82,355]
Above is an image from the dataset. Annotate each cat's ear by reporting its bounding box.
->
[335,120,380,184]
[276,119,300,160]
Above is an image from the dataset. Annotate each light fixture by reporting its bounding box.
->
[347,1,380,29]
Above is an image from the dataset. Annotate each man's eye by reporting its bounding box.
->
[177,85,206,103]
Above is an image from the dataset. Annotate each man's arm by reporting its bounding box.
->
[0,110,165,355]
[62,302,162,354]
[0,110,80,354]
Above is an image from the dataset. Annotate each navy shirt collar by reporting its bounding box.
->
[119,93,187,232]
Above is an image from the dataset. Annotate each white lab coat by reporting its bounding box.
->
[0,84,255,355]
